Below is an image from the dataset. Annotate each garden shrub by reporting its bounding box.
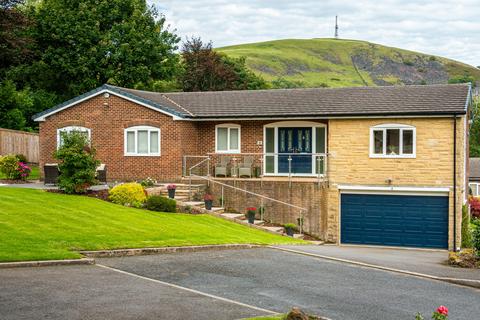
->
[54,131,100,194]
[0,154,21,179]
[469,196,480,219]
[145,195,176,213]
[15,154,27,163]
[0,154,30,180]
[109,183,146,208]
[140,177,156,188]
[461,204,473,248]
[472,220,480,257]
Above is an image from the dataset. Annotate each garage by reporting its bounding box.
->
[340,193,449,249]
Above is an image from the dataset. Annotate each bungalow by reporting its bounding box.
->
[34,83,473,251]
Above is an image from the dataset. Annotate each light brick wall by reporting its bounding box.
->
[325,117,466,249]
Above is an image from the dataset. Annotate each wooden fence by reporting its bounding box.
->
[0,128,39,163]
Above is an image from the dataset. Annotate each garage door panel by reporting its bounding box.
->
[341,194,448,249]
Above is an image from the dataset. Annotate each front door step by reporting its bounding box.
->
[222,213,245,219]
[183,201,204,207]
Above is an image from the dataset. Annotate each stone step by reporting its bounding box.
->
[183,201,204,207]
[210,207,224,213]
[221,213,245,219]
[293,233,304,239]
[262,226,284,233]
[253,220,264,225]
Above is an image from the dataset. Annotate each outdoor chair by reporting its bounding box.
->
[96,164,107,183]
[44,164,59,185]
[215,156,231,177]
[238,156,254,178]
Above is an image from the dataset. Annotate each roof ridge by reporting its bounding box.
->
[160,94,195,117]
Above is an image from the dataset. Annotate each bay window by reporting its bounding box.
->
[124,126,160,156]
[370,124,416,158]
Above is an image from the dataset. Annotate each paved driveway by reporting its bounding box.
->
[275,245,480,281]
[1,248,479,320]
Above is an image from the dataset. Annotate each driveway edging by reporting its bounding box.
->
[269,246,480,290]
[80,244,260,258]
[0,258,95,269]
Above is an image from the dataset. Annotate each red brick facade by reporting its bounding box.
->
[39,94,198,181]
[39,94,328,181]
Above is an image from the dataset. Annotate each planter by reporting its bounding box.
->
[247,211,256,224]
[168,189,176,199]
[204,200,213,210]
[285,227,295,237]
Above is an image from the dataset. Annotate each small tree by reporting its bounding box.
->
[54,131,99,194]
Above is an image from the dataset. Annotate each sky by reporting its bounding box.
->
[150,0,480,67]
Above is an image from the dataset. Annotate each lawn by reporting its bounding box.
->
[0,164,39,180]
[0,188,303,262]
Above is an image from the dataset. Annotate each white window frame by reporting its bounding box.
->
[124,126,161,156]
[57,126,91,149]
[263,121,327,177]
[469,182,480,196]
[369,123,416,158]
[215,124,241,153]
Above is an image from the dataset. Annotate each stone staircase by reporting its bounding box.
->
[147,183,206,201]
[147,183,304,239]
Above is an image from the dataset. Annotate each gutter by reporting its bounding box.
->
[453,114,457,252]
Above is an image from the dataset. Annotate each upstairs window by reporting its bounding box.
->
[370,124,415,158]
[215,124,240,153]
[57,126,91,149]
[124,126,160,156]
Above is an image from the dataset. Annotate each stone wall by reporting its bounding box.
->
[208,180,328,238]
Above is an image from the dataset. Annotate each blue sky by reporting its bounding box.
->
[150,0,480,67]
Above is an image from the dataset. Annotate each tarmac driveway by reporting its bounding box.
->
[1,247,479,320]
[274,245,480,281]
[97,247,479,319]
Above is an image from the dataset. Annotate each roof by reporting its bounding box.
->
[33,83,471,121]
[470,158,480,181]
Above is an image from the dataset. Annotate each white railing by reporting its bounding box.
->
[183,152,327,186]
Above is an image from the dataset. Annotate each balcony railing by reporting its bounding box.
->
[183,152,327,185]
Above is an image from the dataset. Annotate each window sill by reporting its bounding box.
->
[214,151,241,154]
[369,154,416,159]
[124,154,161,157]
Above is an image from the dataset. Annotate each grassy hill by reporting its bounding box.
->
[217,38,480,88]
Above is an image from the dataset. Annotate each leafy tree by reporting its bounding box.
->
[271,77,306,89]
[180,37,267,91]
[0,79,58,131]
[470,96,480,157]
[21,0,180,99]
[54,131,100,194]
[0,0,33,73]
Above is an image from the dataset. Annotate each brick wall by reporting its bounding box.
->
[39,94,199,181]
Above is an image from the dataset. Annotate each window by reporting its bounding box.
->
[57,126,91,149]
[370,124,415,158]
[470,183,480,196]
[124,126,160,156]
[215,124,240,153]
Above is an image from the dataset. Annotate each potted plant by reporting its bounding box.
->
[246,207,256,224]
[167,184,176,199]
[284,223,297,236]
[204,193,214,210]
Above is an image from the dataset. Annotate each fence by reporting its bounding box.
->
[0,128,39,163]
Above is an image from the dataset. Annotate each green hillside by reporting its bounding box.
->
[217,38,480,88]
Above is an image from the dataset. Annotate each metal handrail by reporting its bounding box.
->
[190,173,307,233]
[183,155,210,177]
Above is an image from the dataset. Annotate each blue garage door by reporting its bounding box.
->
[341,194,448,249]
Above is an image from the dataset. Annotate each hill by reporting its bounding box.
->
[217,38,480,88]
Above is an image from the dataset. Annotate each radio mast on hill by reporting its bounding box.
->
[334,15,339,39]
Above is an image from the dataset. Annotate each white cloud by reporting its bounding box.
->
[151,0,480,66]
